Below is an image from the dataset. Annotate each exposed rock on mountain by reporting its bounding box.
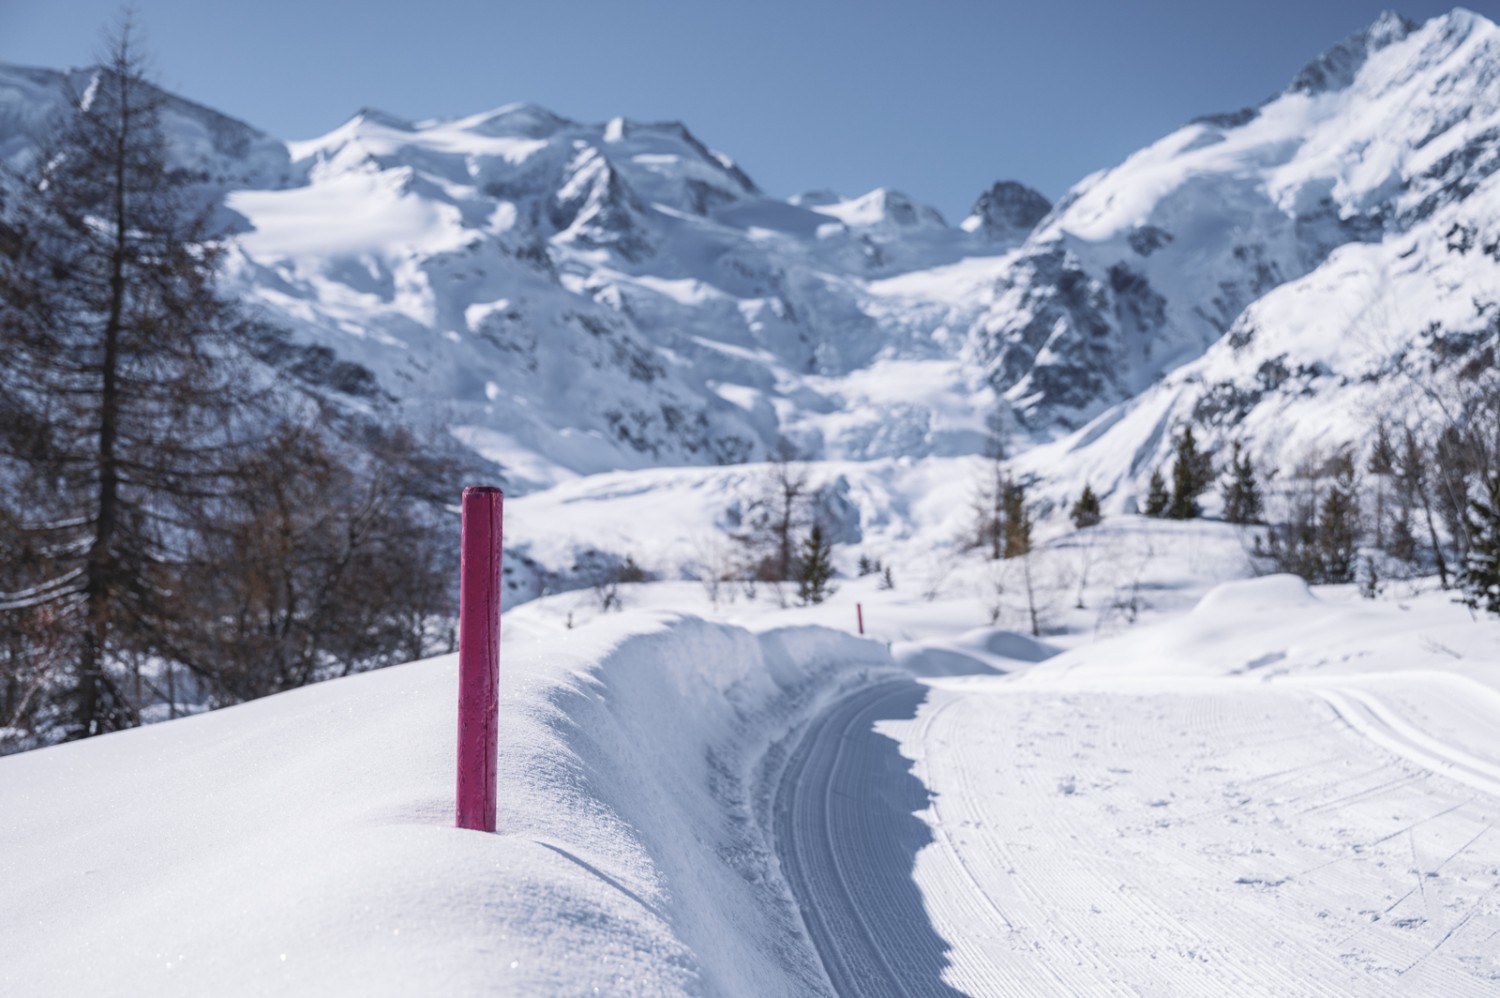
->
[961,180,1051,242]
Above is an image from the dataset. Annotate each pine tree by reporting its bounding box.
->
[1144,468,1170,517]
[1316,458,1361,584]
[1389,510,1419,562]
[1263,486,1321,582]
[1368,422,1397,476]
[0,25,254,737]
[0,26,463,744]
[1003,480,1033,558]
[764,442,809,581]
[1070,483,1102,529]
[617,555,648,583]
[1221,442,1263,524]
[1168,426,1213,520]
[796,525,837,605]
[972,407,1009,559]
[1395,428,1449,586]
[1359,555,1381,600]
[1459,469,1500,616]
[1434,424,1476,566]
[1368,421,1396,549]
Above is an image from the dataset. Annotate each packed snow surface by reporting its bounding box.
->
[4,518,1499,996]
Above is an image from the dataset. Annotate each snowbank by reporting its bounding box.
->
[0,613,899,997]
[1027,573,1500,688]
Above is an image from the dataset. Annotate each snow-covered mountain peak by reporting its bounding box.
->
[349,107,416,132]
[450,101,575,138]
[0,62,290,189]
[805,187,948,230]
[1287,9,1418,96]
[287,99,759,225]
[960,180,1051,241]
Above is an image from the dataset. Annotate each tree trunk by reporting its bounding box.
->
[77,74,131,736]
[1421,494,1450,589]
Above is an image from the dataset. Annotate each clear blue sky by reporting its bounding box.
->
[0,1,1485,219]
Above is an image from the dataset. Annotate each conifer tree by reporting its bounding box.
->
[0,25,252,736]
[1368,422,1397,477]
[1434,424,1476,565]
[1389,510,1419,562]
[1368,421,1396,549]
[1070,483,1102,529]
[1003,480,1032,558]
[1459,469,1500,616]
[1263,486,1320,581]
[971,408,1009,559]
[1144,468,1170,517]
[796,525,836,605]
[1168,426,1213,520]
[1221,442,1263,524]
[763,442,809,581]
[0,25,463,746]
[1316,458,1361,584]
[1359,555,1381,600]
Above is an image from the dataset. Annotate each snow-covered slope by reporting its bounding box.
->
[975,9,1500,448]
[224,107,1051,481]
[5,525,1498,995]
[0,63,1046,486]
[0,604,926,996]
[0,63,291,188]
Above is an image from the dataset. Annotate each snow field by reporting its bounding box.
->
[2,507,1498,995]
[496,506,1500,995]
[888,576,1500,994]
[758,572,1500,996]
[0,612,906,996]
[498,454,1263,649]
[901,679,1500,995]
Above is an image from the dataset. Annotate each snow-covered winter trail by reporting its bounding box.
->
[774,680,965,998]
[778,671,1500,996]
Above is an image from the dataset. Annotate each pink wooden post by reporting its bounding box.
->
[456,486,503,832]
[856,602,864,636]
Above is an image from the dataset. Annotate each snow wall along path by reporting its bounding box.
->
[0,613,904,997]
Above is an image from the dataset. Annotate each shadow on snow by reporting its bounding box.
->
[777,680,967,997]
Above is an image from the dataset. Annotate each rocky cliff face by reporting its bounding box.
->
[1002,9,1500,510]
[961,180,1051,242]
[968,9,1500,447]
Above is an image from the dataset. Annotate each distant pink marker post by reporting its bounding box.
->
[456,486,503,832]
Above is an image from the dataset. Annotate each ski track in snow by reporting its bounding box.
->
[779,674,1500,996]
[776,681,965,997]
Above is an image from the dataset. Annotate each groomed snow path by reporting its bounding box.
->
[777,674,1500,996]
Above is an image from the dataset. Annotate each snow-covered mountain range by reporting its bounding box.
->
[4,7,1499,528]
[1006,8,1500,502]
